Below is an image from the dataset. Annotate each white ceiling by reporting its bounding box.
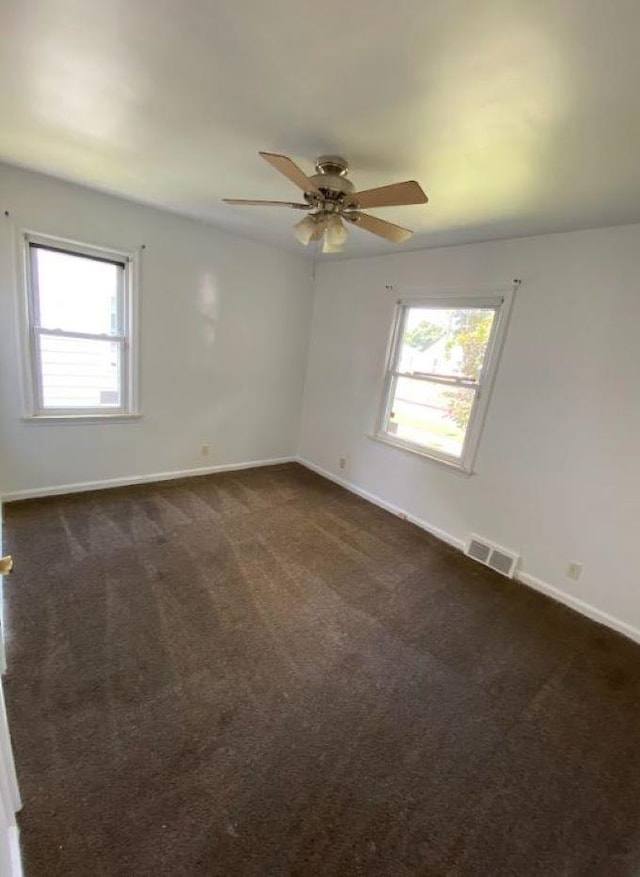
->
[2,0,640,258]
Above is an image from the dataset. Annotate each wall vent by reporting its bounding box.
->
[465,534,519,579]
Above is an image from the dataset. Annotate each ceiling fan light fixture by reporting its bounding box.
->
[225,152,429,251]
[293,215,318,246]
[322,215,348,253]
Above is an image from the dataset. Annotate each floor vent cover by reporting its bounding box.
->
[465,535,519,578]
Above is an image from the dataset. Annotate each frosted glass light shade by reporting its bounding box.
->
[322,215,348,253]
[293,216,317,246]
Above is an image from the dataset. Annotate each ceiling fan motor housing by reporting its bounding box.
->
[308,155,355,203]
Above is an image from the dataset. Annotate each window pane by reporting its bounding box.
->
[398,307,496,380]
[386,376,475,458]
[39,335,121,409]
[34,247,121,335]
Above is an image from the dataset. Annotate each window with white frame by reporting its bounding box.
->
[24,234,137,417]
[376,295,510,471]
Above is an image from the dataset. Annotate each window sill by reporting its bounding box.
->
[367,432,474,476]
[22,413,142,425]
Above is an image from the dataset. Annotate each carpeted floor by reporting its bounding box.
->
[2,463,640,876]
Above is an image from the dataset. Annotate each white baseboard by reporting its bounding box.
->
[1,457,296,503]
[297,458,465,551]
[517,572,640,644]
[8,826,22,877]
[296,458,640,645]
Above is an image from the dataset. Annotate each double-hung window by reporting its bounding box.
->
[376,295,511,472]
[24,234,137,418]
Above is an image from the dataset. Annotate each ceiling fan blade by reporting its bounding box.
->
[259,152,322,195]
[352,181,428,209]
[223,199,310,208]
[349,212,413,243]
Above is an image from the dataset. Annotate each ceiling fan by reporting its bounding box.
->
[223,152,428,253]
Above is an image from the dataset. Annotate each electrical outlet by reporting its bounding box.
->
[200,444,211,457]
[339,457,347,470]
[566,561,583,581]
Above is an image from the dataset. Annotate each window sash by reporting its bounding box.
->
[28,241,127,337]
[376,296,507,471]
[33,327,127,343]
[388,369,478,389]
[24,234,135,417]
[32,332,128,414]
[381,373,479,463]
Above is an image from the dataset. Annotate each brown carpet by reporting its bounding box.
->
[3,462,640,876]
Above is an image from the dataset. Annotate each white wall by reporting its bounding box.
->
[299,224,640,638]
[2,162,638,640]
[0,164,313,495]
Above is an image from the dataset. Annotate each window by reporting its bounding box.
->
[24,234,137,418]
[376,295,511,471]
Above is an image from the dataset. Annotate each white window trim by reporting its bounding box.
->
[373,291,514,474]
[20,231,140,421]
